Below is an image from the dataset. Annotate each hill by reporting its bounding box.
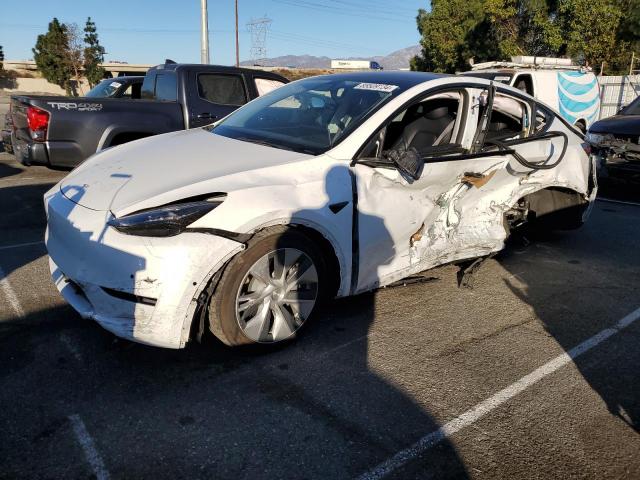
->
[240,45,420,70]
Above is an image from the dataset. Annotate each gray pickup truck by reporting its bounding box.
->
[10,62,288,168]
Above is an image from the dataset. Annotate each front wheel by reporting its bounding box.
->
[208,228,326,346]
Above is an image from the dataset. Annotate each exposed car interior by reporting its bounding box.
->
[480,93,529,142]
[383,96,461,153]
[358,89,533,164]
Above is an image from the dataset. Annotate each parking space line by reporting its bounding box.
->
[0,265,25,318]
[356,306,640,480]
[0,240,44,251]
[69,414,110,480]
[597,197,640,207]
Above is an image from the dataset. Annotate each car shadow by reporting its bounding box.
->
[496,208,640,434]
[0,165,469,479]
[0,182,56,279]
[0,159,24,179]
[597,166,640,203]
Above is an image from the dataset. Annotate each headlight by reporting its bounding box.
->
[108,198,224,237]
[585,132,608,145]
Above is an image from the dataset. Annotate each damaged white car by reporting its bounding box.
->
[45,72,597,348]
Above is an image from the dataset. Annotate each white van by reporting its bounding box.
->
[460,56,601,132]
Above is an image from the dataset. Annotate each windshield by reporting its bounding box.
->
[621,96,640,115]
[85,79,123,98]
[210,77,402,155]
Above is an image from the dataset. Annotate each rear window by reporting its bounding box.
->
[155,74,177,101]
[197,74,247,105]
[141,73,177,101]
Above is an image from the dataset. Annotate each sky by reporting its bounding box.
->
[0,0,428,65]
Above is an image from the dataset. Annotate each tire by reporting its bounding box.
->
[208,227,327,346]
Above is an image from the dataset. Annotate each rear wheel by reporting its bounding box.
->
[208,228,326,346]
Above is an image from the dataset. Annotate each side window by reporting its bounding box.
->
[154,74,177,102]
[513,74,534,96]
[140,74,155,100]
[197,74,247,105]
[534,105,549,133]
[380,91,464,156]
[479,91,530,142]
[255,77,286,96]
[130,82,142,99]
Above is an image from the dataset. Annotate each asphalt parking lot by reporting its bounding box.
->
[0,151,639,479]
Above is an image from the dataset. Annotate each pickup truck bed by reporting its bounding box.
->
[11,63,288,168]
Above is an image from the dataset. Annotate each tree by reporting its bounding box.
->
[66,23,86,95]
[611,0,640,72]
[83,17,106,87]
[466,0,563,64]
[617,0,640,47]
[412,0,631,74]
[32,18,73,94]
[0,45,4,71]
[517,0,563,57]
[559,0,622,71]
[411,0,485,73]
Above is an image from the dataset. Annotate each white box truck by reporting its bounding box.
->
[331,60,383,70]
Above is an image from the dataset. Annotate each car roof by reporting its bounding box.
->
[306,71,447,89]
[460,69,517,75]
[114,76,145,82]
[148,63,291,82]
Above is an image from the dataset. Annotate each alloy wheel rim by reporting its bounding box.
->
[235,248,318,343]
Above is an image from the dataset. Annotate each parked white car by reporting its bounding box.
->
[45,72,597,348]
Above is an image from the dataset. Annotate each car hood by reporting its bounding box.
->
[60,128,313,215]
[589,115,640,136]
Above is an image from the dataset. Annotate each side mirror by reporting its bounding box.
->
[387,147,423,180]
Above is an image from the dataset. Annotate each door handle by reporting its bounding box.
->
[196,112,217,120]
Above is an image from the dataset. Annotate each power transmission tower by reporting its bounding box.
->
[246,16,272,65]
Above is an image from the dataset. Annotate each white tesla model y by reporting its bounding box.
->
[45,72,596,348]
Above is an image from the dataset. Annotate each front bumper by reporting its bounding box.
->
[46,189,244,348]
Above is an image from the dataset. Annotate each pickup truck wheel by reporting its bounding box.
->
[208,228,325,346]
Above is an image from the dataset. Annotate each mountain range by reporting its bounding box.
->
[240,45,421,70]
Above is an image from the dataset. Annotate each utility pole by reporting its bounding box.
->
[235,0,240,67]
[200,0,210,64]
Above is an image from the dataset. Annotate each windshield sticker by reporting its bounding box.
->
[110,81,122,88]
[494,76,511,83]
[354,83,399,93]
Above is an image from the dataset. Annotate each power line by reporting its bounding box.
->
[270,29,375,52]
[322,0,419,15]
[270,0,415,22]
[0,23,237,35]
